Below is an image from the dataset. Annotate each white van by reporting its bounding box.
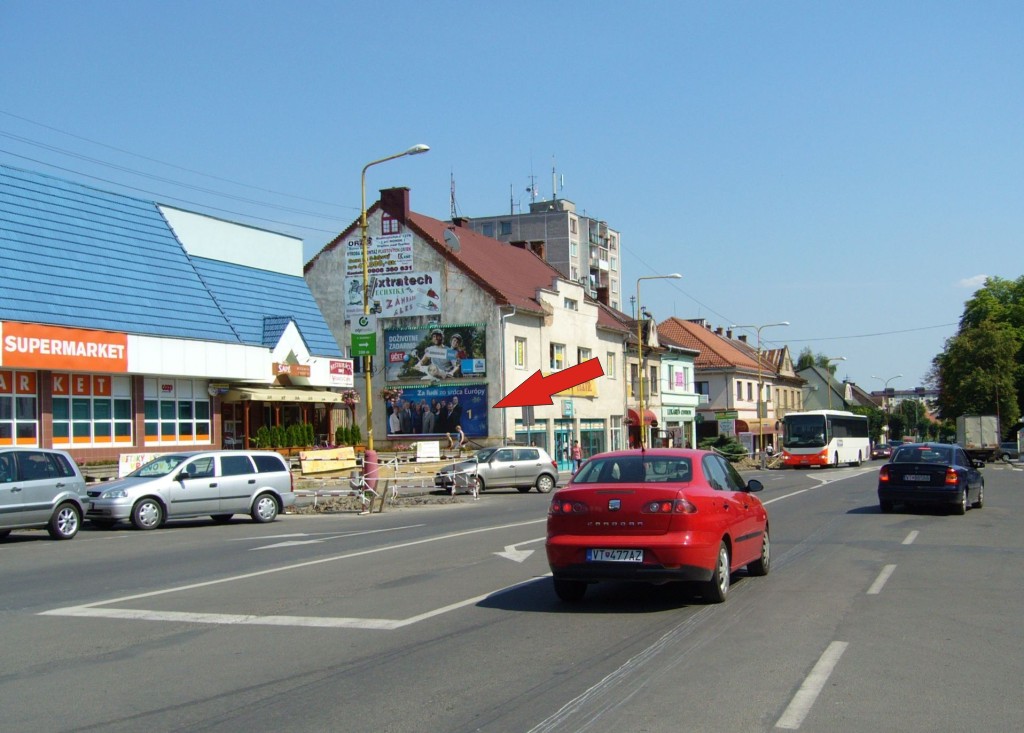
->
[86,450,295,530]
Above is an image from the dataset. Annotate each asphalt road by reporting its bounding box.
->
[2,462,1022,733]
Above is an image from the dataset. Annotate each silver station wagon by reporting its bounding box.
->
[0,448,87,540]
[86,450,295,530]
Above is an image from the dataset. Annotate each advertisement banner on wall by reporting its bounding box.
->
[384,383,489,438]
[343,232,414,276]
[384,325,486,383]
[344,272,442,319]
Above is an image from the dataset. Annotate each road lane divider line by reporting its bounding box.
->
[775,640,849,729]
[902,530,919,545]
[866,564,897,595]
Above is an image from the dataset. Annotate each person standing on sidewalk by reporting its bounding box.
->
[571,440,583,474]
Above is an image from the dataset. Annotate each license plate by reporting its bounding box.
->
[587,548,643,563]
[905,474,930,482]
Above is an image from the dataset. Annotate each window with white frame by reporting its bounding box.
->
[747,383,753,401]
[736,381,743,400]
[549,343,566,370]
[606,353,616,378]
[569,241,578,258]
[577,347,592,364]
[564,298,578,311]
[52,374,132,447]
[0,370,38,447]
[649,366,658,395]
[144,378,211,445]
[514,337,527,369]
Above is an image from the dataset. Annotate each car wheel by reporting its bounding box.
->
[251,493,279,523]
[747,528,770,576]
[952,489,967,515]
[47,502,82,540]
[703,541,731,603]
[535,474,555,493]
[879,500,894,513]
[972,482,984,509]
[553,578,587,602]
[132,498,164,530]
[211,514,233,523]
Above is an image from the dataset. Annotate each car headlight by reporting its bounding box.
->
[100,488,128,499]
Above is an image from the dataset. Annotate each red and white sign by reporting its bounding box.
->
[1,322,128,372]
[329,359,354,388]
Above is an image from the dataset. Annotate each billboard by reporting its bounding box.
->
[344,272,442,319]
[384,383,489,438]
[384,325,486,384]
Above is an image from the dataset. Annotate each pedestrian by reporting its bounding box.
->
[571,440,583,473]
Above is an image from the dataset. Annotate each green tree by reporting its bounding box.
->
[797,348,844,375]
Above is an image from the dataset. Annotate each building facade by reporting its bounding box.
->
[465,198,623,312]
[0,165,349,466]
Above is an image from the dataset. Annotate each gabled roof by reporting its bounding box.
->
[0,164,238,342]
[0,164,341,356]
[308,198,628,334]
[657,317,763,372]
[190,257,340,356]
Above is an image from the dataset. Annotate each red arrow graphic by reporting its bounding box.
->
[493,358,605,408]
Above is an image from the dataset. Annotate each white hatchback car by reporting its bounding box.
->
[86,450,295,530]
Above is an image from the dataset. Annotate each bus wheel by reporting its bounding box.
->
[833,452,840,468]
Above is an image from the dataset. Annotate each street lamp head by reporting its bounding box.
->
[405,144,430,156]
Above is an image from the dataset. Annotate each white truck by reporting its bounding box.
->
[955,415,1000,462]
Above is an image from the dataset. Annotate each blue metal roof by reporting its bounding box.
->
[0,165,239,342]
[190,257,342,357]
[0,164,341,357]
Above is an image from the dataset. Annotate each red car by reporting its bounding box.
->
[546,448,769,604]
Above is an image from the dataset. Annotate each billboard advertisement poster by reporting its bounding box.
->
[344,272,441,319]
[384,383,488,438]
[384,325,486,383]
[343,232,414,276]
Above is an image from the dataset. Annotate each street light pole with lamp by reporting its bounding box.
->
[730,321,789,466]
[871,373,902,443]
[635,273,682,448]
[825,356,846,411]
[360,144,430,452]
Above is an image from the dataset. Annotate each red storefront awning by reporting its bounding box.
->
[626,408,658,426]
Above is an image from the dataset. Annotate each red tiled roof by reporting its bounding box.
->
[657,317,763,371]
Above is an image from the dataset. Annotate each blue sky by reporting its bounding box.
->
[3,1,1021,392]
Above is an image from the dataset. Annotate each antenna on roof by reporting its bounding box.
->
[450,171,458,220]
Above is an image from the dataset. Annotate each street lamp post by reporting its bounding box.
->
[825,356,846,411]
[871,373,902,441]
[360,144,429,451]
[730,321,789,466]
[635,274,681,448]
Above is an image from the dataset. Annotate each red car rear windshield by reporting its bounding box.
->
[573,456,693,484]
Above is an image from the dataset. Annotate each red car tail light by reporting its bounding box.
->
[549,498,588,515]
[879,465,890,482]
[641,498,697,514]
[944,467,959,485]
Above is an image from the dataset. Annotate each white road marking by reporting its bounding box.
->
[245,524,426,550]
[902,530,919,545]
[867,564,897,595]
[40,518,547,629]
[764,489,809,505]
[775,640,849,729]
[495,536,545,563]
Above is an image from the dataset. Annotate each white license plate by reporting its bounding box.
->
[587,548,643,563]
[905,474,931,482]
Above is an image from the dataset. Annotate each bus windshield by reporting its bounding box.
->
[783,415,827,448]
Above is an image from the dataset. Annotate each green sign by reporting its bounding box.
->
[351,315,377,357]
[715,410,738,420]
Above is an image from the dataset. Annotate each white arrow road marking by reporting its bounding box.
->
[495,536,545,563]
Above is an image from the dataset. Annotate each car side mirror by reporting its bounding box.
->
[745,479,764,493]
[178,471,190,481]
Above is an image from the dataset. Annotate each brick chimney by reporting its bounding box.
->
[380,187,410,224]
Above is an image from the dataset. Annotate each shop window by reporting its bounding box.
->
[0,371,38,446]
[143,378,211,446]
[52,374,132,447]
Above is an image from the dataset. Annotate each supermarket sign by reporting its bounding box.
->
[0,321,129,372]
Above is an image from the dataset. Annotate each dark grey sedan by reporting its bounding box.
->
[877,442,984,515]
